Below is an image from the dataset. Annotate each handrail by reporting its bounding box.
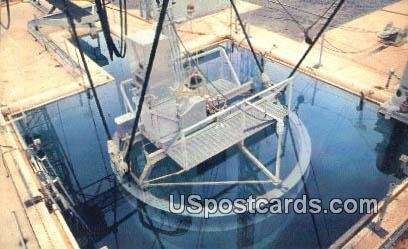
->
[121,76,291,160]
[187,47,241,86]
[119,79,135,113]
[182,77,292,135]
[120,47,242,127]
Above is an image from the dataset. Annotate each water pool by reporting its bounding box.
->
[16,34,408,249]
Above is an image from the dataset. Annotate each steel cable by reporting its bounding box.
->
[124,0,170,165]
[63,0,112,140]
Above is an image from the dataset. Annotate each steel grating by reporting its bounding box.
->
[166,98,288,170]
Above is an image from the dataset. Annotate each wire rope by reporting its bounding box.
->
[124,0,170,165]
[64,1,113,140]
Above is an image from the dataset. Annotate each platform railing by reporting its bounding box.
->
[175,77,292,169]
[183,77,292,137]
[187,46,242,87]
[119,75,292,176]
[119,79,137,113]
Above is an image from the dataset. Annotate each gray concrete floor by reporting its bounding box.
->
[243,0,398,41]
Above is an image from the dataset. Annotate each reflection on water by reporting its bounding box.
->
[15,35,408,249]
[375,120,408,180]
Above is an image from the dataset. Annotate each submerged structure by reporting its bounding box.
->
[107,5,311,217]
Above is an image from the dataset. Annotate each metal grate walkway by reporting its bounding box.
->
[166,98,288,170]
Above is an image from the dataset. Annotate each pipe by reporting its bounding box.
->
[275,121,284,180]
[239,142,280,183]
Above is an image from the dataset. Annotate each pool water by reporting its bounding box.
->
[16,34,408,249]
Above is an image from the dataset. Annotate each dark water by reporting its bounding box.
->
[16,34,407,249]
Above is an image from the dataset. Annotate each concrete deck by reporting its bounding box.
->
[0,3,113,115]
[0,115,79,248]
[0,3,99,248]
[175,0,408,103]
[9,0,404,107]
[340,179,408,249]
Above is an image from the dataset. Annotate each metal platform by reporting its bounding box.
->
[107,77,311,210]
[167,99,287,169]
[109,31,295,188]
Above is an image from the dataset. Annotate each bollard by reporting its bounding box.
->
[385,69,395,89]
[357,91,365,111]
[313,33,325,69]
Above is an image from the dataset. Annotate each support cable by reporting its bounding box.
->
[268,0,328,20]
[124,0,170,166]
[283,1,347,246]
[323,37,378,54]
[287,122,324,249]
[304,0,337,43]
[288,0,345,78]
[229,0,263,73]
[86,97,111,177]
[274,0,337,44]
[0,0,11,30]
[63,1,112,140]
[56,102,87,203]
[274,0,306,34]
[306,0,337,32]
[94,0,127,59]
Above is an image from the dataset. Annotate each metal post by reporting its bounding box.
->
[400,154,408,174]
[239,143,280,183]
[139,149,166,183]
[145,0,152,20]
[234,16,238,34]
[181,131,187,169]
[189,14,193,34]
[275,120,284,180]
[287,79,293,112]
[385,69,395,89]
[139,0,143,17]
[55,177,76,207]
[313,33,325,69]
[229,3,233,36]
[240,103,246,141]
